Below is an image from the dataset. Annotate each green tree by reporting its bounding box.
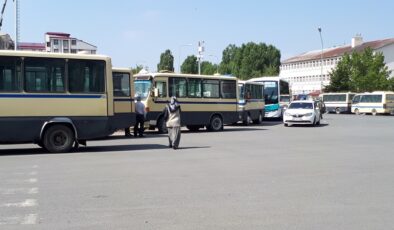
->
[181,55,198,74]
[132,65,144,74]
[326,48,391,92]
[157,49,174,72]
[219,42,281,79]
[324,53,352,92]
[201,61,218,75]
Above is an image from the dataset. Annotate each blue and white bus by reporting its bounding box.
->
[249,76,290,118]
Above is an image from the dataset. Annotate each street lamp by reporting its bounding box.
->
[209,54,220,74]
[178,44,192,73]
[318,27,324,93]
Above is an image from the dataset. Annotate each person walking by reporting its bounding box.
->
[134,96,146,137]
[163,96,181,149]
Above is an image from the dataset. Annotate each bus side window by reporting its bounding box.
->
[155,81,167,98]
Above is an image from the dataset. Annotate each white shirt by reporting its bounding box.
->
[135,101,145,115]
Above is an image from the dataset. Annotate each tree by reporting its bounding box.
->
[132,65,144,74]
[201,61,218,75]
[326,48,391,92]
[181,55,198,74]
[157,49,174,72]
[219,42,281,79]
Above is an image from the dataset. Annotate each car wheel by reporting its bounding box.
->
[284,123,288,127]
[43,125,74,153]
[335,107,341,114]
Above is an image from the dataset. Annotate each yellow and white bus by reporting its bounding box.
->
[238,80,265,125]
[320,92,355,114]
[0,50,134,152]
[112,67,136,130]
[134,72,239,132]
[351,91,394,115]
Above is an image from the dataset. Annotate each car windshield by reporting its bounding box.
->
[289,102,313,109]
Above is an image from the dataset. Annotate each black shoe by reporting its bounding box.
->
[169,144,172,148]
[173,146,178,150]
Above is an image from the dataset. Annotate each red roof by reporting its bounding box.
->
[18,42,46,49]
[283,38,394,64]
[46,32,70,38]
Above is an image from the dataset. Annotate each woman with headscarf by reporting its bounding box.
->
[163,96,181,149]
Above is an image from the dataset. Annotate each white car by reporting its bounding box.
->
[283,100,321,127]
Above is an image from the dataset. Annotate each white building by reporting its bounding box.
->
[280,36,394,95]
[45,32,97,54]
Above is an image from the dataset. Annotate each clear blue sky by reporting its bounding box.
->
[2,0,394,72]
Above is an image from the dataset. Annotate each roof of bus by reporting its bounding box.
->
[354,91,394,95]
[112,67,133,73]
[0,50,111,61]
[248,76,288,82]
[320,92,356,95]
[134,72,237,80]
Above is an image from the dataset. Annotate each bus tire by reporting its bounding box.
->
[253,113,263,124]
[355,108,360,115]
[42,124,74,153]
[335,107,341,114]
[208,115,223,131]
[157,117,168,134]
[243,114,252,126]
[372,109,377,116]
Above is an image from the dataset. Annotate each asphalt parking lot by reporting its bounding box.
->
[1,114,394,229]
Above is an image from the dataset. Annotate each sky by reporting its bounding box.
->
[1,0,394,72]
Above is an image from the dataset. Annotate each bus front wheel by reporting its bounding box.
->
[157,117,168,134]
[208,115,223,131]
[42,125,75,153]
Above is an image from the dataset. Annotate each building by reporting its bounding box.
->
[280,36,394,95]
[18,32,97,54]
[45,32,97,54]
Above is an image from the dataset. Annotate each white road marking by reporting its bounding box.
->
[27,178,38,183]
[21,214,38,225]
[28,187,39,194]
[3,199,38,208]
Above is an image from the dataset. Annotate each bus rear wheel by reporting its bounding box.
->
[335,107,341,114]
[42,125,75,153]
[208,115,223,131]
[355,108,360,115]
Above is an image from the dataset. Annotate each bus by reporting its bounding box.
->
[134,72,239,132]
[0,50,134,153]
[112,68,136,130]
[248,76,290,118]
[351,91,394,115]
[238,80,265,125]
[320,92,355,114]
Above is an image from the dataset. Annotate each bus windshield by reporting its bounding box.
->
[264,81,278,105]
[134,80,151,99]
[238,84,245,100]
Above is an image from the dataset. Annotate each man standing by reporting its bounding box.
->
[134,96,145,137]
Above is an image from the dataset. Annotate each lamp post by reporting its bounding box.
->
[208,54,219,74]
[178,44,192,73]
[318,27,324,93]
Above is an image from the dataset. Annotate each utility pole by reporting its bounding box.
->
[197,41,204,75]
[318,27,324,93]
